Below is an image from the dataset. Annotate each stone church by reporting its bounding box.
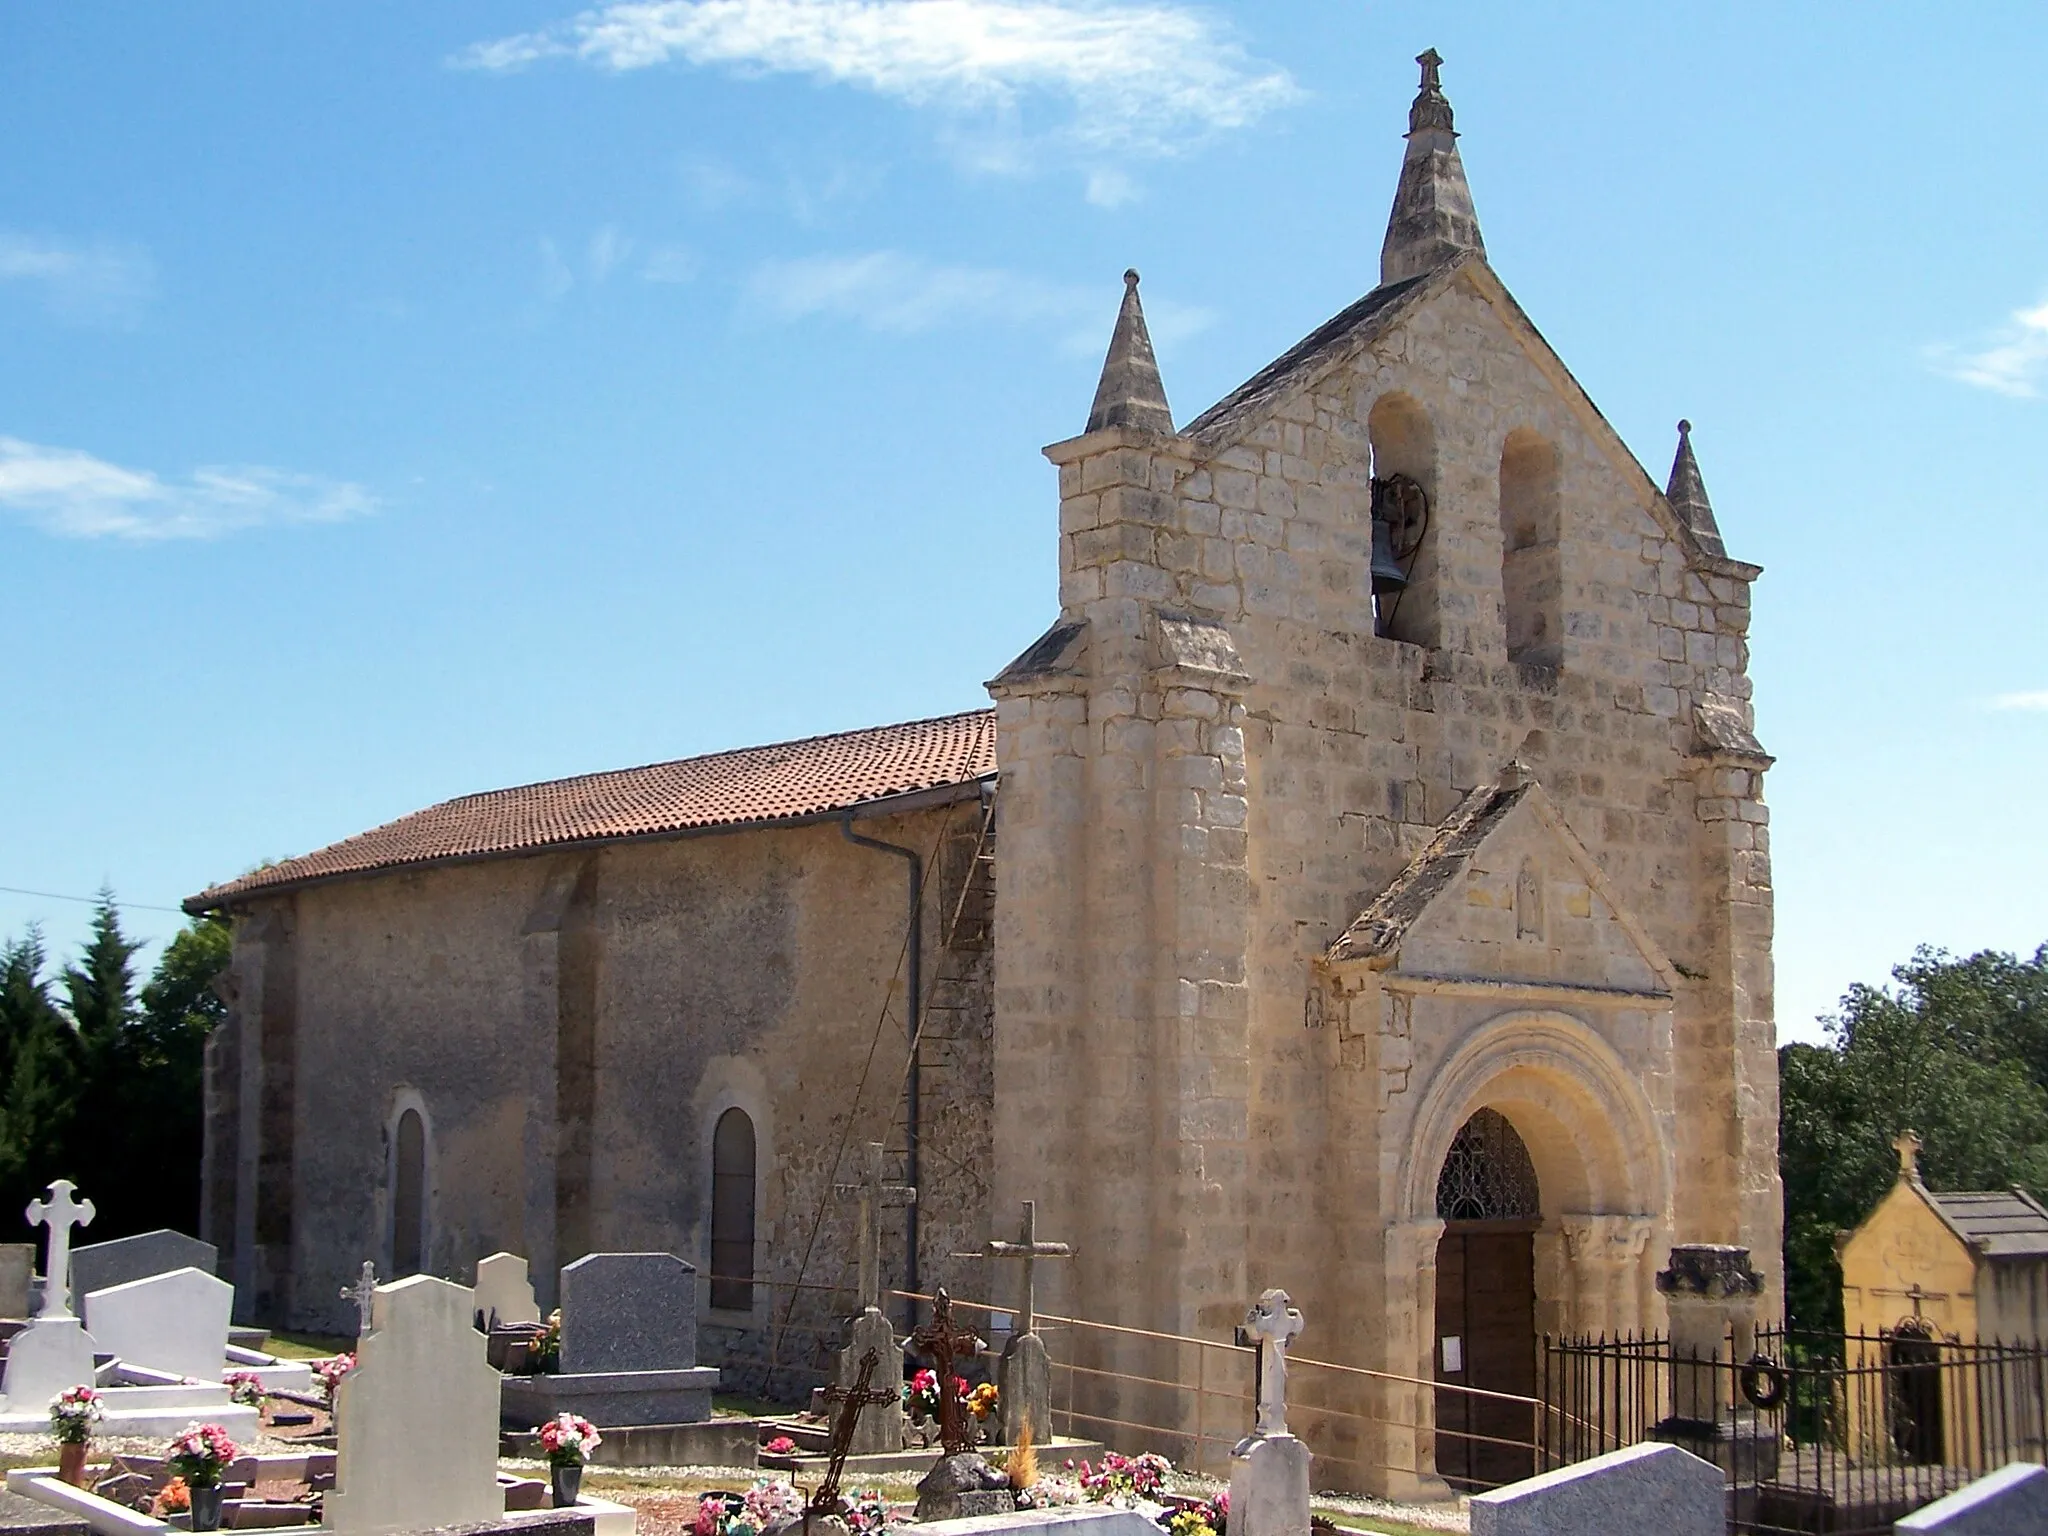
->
[190,55,1779,1496]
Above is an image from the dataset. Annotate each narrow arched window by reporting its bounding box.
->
[710,1108,757,1311]
[1499,430,1561,668]
[392,1107,426,1276]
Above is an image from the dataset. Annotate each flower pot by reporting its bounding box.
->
[190,1485,224,1532]
[57,1441,88,1487]
[551,1463,583,1508]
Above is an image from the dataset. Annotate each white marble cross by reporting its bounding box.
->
[25,1179,95,1319]
[340,1260,377,1334]
[835,1142,915,1314]
[1244,1288,1305,1437]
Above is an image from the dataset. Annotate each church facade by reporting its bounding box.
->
[191,56,1778,1497]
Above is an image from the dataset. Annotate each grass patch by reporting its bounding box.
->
[262,1331,352,1359]
[712,1392,783,1420]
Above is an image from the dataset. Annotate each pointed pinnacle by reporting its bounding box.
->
[1665,419,1727,557]
[1085,268,1173,435]
[1380,49,1484,285]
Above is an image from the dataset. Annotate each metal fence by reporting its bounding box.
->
[1540,1327,2048,1535]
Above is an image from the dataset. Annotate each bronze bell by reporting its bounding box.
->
[1370,514,1408,595]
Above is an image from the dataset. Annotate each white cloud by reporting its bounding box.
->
[0,233,154,324]
[744,249,1212,355]
[641,244,702,283]
[1989,690,2048,712]
[0,437,375,542]
[1930,296,2048,399]
[456,0,1297,156]
[588,224,630,282]
[1084,166,1137,208]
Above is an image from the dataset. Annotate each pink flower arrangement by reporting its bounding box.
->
[313,1353,356,1404]
[166,1422,241,1489]
[1074,1451,1172,1506]
[763,1435,797,1457]
[224,1371,266,1407]
[902,1368,968,1420]
[538,1412,602,1467]
[48,1385,104,1444]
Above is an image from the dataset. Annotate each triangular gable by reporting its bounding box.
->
[1179,254,1755,580]
[1325,767,1679,998]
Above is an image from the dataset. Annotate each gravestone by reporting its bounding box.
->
[325,1274,502,1536]
[0,1245,31,1320]
[474,1252,541,1328]
[70,1229,215,1304]
[560,1252,697,1372]
[83,1267,233,1383]
[1469,1441,1721,1536]
[501,1251,719,1428]
[0,1317,97,1408]
[1896,1461,2048,1535]
[1228,1289,1310,1536]
[833,1143,914,1455]
[961,1199,1071,1448]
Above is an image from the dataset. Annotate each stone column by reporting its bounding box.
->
[1371,1218,1450,1504]
[1652,1243,1778,1482]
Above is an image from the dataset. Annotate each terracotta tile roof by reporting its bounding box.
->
[188,709,996,910]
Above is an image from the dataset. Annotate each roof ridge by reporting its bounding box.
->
[437,707,997,809]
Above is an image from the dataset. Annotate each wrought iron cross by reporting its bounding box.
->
[340,1260,377,1334]
[909,1287,984,1455]
[959,1200,1072,1338]
[809,1347,896,1521]
[25,1179,95,1319]
[834,1141,916,1314]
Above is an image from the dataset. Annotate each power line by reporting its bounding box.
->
[0,884,188,916]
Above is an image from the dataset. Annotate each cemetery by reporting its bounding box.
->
[6,1177,2044,1536]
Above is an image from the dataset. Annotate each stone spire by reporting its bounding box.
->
[1665,419,1727,557]
[1085,269,1173,435]
[1379,49,1487,287]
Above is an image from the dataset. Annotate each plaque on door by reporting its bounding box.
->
[1440,1335,1463,1373]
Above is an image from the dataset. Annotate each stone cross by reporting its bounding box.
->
[341,1260,377,1334]
[811,1347,896,1520]
[24,1180,95,1319]
[1243,1288,1304,1438]
[1417,48,1443,93]
[966,1201,1072,1338]
[835,1141,916,1314]
[909,1287,984,1455]
[1894,1128,1924,1183]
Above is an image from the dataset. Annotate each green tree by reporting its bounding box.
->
[1780,944,2048,1332]
[0,928,80,1236]
[1,899,232,1244]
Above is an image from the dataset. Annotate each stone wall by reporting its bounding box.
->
[206,800,994,1396]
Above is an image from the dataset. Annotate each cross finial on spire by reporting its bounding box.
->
[1085,267,1173,435]
[1895,1129,1924,1184]
[1380,48,1483,284]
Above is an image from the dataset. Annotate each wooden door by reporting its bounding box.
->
[1434,1225,1536,1489]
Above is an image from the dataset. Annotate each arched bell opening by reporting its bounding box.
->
[1431,1107,1541,1491]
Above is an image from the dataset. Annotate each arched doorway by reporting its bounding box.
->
[1887,1322,1945,1465]
[1432,1108,1540,1489]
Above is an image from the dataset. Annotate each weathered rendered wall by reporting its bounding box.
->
[992,258,1777,1493]
[205,802,995,1391]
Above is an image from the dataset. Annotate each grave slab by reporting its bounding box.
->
[499,1366,719,1429]
[1895,1461,2048,1535]
[558,1253,698,1372]
[1228,1433,1311,1536]
[0,1317,98,1409]
[82,1268,232,1384]
[913,1507,1161,1536]
[475,1254,542,1328]
[325,1274,502,1536]
[0,1247,32,1321]
[1469,1441,1721,1536]
[70,1232,214,1305]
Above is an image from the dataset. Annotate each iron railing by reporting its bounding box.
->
[1541,1327,2048,1535]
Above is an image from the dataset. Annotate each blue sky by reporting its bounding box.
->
[1,2,2042,1044]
